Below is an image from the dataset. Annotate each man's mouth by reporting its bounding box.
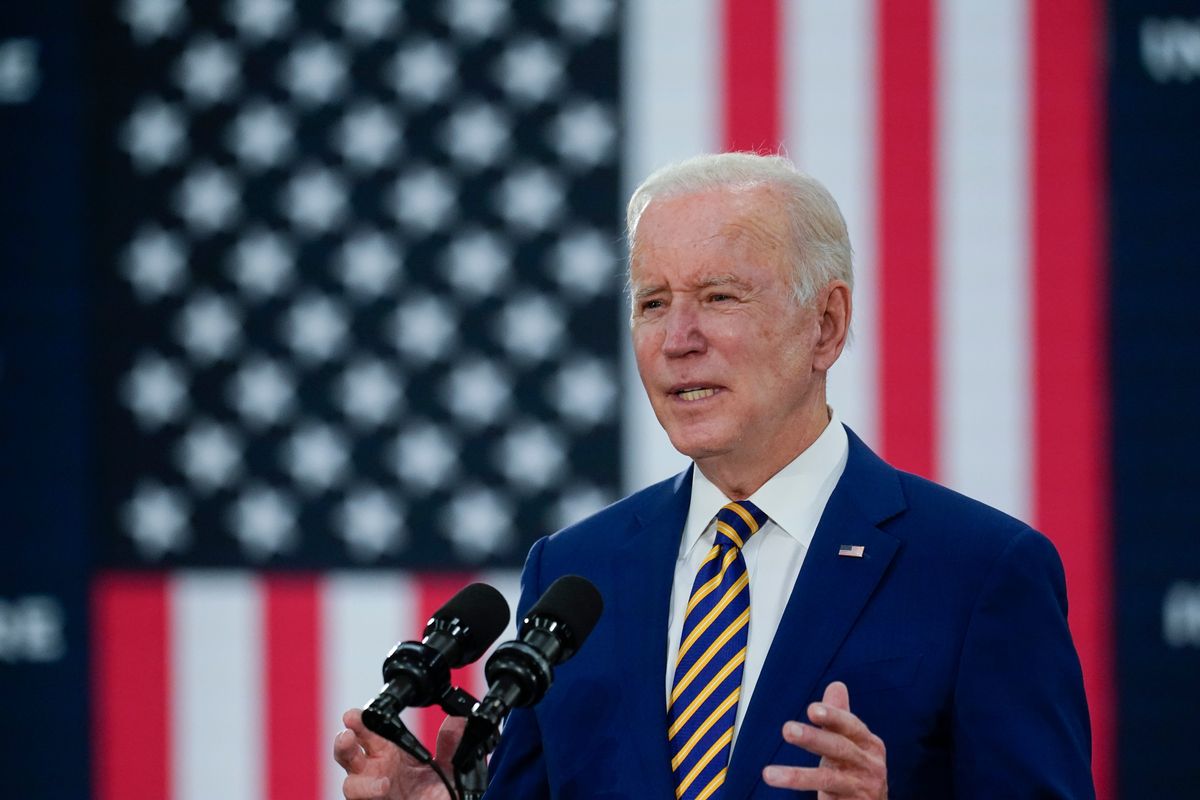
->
[673,387,717,401]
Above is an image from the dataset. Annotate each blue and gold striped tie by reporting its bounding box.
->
[668,500,768,800]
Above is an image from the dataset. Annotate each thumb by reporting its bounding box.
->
[823,680,851,712]
[434,715,468,765]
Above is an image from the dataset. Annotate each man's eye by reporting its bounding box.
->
[709,293,733,302]
[641,299,664,311]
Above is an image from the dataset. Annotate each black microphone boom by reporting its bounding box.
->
[362,582,510,744]
[452,575,603,783]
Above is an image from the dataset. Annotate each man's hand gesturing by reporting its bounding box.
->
[333,708,464,800]
[762,681,888,799]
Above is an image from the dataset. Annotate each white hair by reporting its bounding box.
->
[626,152,853,303]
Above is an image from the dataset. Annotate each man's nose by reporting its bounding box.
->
[661,304,706,357]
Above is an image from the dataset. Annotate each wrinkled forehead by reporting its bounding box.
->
[629,188,793,279]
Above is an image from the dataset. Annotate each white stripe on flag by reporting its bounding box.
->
[172,572,263,800]
[321,572,415,800]
[621,0,721,492]
[783,0,879,447]
[937,0,1031,519]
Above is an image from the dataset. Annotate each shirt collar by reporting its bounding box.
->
[681,409,849,556]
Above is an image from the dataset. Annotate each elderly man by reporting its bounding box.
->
[335,153,1094,799]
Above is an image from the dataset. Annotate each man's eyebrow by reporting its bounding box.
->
[632,274,751,300]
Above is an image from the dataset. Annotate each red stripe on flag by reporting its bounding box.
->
[878,0,938,479]
[413,573,477,751]
[1030,1,1113,798]
[721,0,781,152]
[265,575,321,800]
[93,574,170,800]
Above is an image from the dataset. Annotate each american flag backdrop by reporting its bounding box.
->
[88,1,1112,800]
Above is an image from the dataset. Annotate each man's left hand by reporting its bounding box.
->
[762,681,887,799]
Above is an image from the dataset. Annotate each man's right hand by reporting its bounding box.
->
[333,708,465,800]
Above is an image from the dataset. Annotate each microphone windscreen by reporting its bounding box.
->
[526,575,604,644]
[428,582,511,664]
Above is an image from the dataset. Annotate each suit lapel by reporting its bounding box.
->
[722,430,905,800]
[612,467,692,797]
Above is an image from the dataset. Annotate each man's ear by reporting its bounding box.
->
[813,281,852,371]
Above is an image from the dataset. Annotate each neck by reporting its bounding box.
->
[694,403,832,500]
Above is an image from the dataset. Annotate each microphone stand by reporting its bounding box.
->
[364,684,486,800]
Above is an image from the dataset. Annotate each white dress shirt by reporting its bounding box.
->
[665,410,849,742]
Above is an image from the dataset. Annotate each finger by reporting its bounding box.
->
[434,715,468,764]
[762,764,855,794]
[782,721,866,767]
[342,772,390,799]
[343,708,392,758]
[823,680,851,712]
[808,699,876,749]
[333,729,368,773]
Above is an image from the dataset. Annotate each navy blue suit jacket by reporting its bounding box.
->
[486,428,1094,799]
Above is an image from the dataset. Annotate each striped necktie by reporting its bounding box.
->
[668,500,768,800]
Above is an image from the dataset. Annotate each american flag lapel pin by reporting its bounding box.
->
[838,544,866,558]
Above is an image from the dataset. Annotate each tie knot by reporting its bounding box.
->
[714,501,767,550]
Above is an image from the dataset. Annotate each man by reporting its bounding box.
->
[335,153,1094,798]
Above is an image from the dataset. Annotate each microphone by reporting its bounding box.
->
[362,582,510,743]
[452,575,603,775]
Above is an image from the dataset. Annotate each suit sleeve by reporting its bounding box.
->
[951,527,1095,799]
[484,536,551,799]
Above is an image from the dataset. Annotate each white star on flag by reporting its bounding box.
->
[494,423,566,492]
[440,101,510,170]
[337,487,404,561]
[227,357,296,428]
[280,38,348,106]
[227,0,294,41]
[282,293,349,362]
[444,229,511,298]
[175,36,240,105]
[122,98,187,171]
[388,294,457,363]
[443,486,513,561]
[123,482,190,559]
[123,226,187,300]
[441,358,511,427]
[548,358,616,426]
[230,485,297,559]
[120,0,186,43]
[282,165,348,234]
[495,38,563,104]
[551,101,615,168]
[227,101,295,170]
[551,0,615,39]
[338,230,402,298]
[175,292,241,362]
[177,421,243,492]
[283,423,350,492]
[495,165,564,233]
[550,228,617,298]
[391,166,456,232]
[176,164,241,232]
[391,422,459,493]
[442,0,509,40]
[495,294,565,362]
[337,359,403,427]
[123,353,188,427]
[388,38,455,104]
[334,0,400,41]
[335,102,402,171]
[228,228,295,299]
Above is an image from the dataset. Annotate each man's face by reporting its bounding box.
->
[629,185,829,468]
